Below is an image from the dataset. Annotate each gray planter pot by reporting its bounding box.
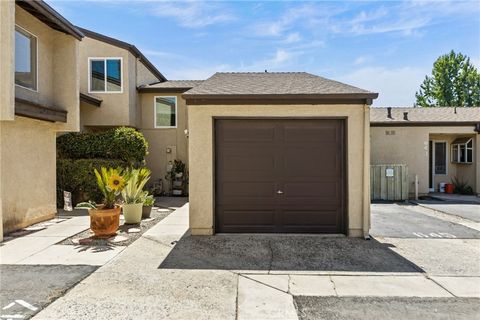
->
[142,205,152,219]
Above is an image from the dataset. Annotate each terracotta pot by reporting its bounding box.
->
[142,205,153,219]
[123,203,143,224]
[88,206,120,238]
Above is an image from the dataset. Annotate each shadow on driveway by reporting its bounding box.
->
[158,235,423,273]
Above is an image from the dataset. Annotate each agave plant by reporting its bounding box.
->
[76,167,125,209]
[121,168,150,204]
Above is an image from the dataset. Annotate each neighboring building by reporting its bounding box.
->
[77,28,192,186]
[370,107,480,197]
[184,72,377,237]
[0,0,83,240]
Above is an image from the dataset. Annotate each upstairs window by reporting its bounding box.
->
[89,58,122,92]
[451,137,474,164]
[15,26,37,90]
[154,96,177,128]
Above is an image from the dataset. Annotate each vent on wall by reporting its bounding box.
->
[385,130,396,136]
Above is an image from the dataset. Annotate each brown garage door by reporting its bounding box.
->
[215,119,346,234]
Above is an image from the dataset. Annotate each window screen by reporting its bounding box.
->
[155,97,176,128]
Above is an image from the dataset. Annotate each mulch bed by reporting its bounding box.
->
[59,206,173,247]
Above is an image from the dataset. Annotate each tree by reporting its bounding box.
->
[415,51,480,107]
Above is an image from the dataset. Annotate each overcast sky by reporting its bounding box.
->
[50,0,480,106]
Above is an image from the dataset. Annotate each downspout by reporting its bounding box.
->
[363,104,371,239]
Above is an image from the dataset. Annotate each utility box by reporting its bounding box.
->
[371,164,409,201]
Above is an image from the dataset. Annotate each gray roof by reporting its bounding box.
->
[370,107,480,125]
[183,72,378,99]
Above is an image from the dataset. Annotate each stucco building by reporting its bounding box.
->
[370,107,480,197]
[0,0,83,240]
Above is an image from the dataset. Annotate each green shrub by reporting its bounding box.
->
[57,158,129,207]
[57,127,148,163]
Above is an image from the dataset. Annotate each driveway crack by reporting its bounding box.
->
[267,240,274,274]
[329,275,338,296]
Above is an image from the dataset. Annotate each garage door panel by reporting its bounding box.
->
[283,125,338,142]
[219,123,275,142]
[282,182,341,199]
[283,149,340,176]
[219,181,275,198]
[221,210,276,226]
[282,210,339,227]
[222,152,276,174]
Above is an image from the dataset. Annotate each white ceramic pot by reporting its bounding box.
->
[122,203,143,224]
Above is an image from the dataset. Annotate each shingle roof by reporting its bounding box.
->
[370,107,480,125]
[137,80,203,93]
[183,72,378,100]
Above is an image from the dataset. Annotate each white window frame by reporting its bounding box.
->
[451,138,474,164]
[432,140,448,175]
[154,96,177,129]
[88,57,123,93]
[14,24,38,92]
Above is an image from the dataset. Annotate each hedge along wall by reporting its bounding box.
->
[56,127,148,207]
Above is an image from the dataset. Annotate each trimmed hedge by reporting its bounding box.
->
[57,127,148,163]
[57,158,129,207]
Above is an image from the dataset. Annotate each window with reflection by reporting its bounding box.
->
[155,96,177,128]
[89,58,121,92]
[15,26,37,90]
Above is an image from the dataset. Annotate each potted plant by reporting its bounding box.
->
[121,168,150,224]
[142,194,155,219]
[76,167,125,237]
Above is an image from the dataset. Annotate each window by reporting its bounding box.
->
[89,58,122,92]
[451,137,474,164]
[154,96,177,128]
[434,142,447,175]
[15,26,37,90]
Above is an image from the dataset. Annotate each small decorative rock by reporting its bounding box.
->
[128,228,141,233]
[108,235,128,243]
[142,218,154,222]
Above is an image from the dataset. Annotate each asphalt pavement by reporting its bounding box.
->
[370,203,480,239]
[0,265,97,319]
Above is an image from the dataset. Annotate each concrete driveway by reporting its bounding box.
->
[33,202,480,320]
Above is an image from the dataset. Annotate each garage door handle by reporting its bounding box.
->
[277,190,284,194]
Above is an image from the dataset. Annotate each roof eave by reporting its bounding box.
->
[370,121,480,127]
[182,93,378,105]
[137,86,193,93]
[16,0,84,40]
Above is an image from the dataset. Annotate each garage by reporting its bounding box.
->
[215,119,346,233]
[184,72,377,237]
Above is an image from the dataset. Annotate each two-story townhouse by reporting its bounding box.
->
[0,0,83,240]
[77,28,193,187]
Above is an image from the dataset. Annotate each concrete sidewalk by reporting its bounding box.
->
[33,203,480,320]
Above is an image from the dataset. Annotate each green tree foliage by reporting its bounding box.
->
[415,51,480,107]
[57,127,148,163]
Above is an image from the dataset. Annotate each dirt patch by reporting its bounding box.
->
[59,207,173,247]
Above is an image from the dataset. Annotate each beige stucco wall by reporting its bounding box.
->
[79,37,132,126]
[0,5,80,239]
[138,92,189,188]
[79,37,161,128]
[371,126,478,196]
[1,117,57,234]
[188,104,370,237]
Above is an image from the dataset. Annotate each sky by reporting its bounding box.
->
[50,0,480,106]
